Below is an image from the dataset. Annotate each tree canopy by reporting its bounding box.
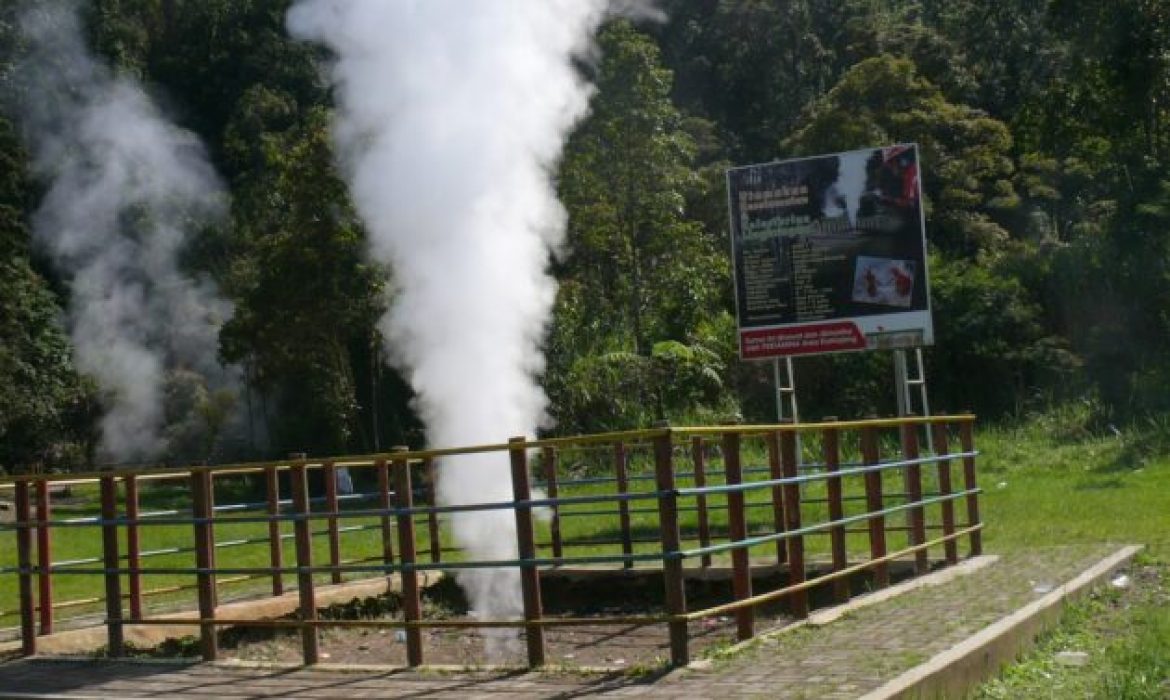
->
[4,0,1170,470]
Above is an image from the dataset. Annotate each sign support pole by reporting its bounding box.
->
[893,348,934,453]
[774,356,802,465]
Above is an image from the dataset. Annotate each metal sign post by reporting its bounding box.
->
[774,356,802,468]
[893,348,933,453]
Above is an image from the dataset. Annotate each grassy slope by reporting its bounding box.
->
[972,410,1170,698]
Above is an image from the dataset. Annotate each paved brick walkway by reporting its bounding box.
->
[0,544,1124,699]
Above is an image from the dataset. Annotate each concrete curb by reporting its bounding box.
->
[860,544,1143,700]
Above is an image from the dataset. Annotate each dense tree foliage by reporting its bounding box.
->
[4,0,1170,470]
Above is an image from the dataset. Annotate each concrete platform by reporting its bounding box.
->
[0,544,1140,699]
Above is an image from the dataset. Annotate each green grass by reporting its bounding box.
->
[975,556,1170,699]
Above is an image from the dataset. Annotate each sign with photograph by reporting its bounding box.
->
[726,144,934,359]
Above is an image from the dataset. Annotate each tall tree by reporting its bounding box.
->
[549,19,734,431]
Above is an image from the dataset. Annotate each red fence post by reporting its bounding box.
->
[901,421,929,575]
[290,456,320,664]
[541,446,563,561]
[393,448,423,666]
[191,469,217,661]
[376,458,395,579]
[511,438,546,667]
[99,474,124,657]
[265,465,284,597]
[959,418,983,556]
[691,436,712,568]
[15,480,35,656]
[123,474,141,622]
[425,457,441,563]
[653,425,689,666]
[860,424,889,588]
[614,441,634,568]
[324,461,342,585]
[780,426,808,618]
[722,430,754,641]
[931,423,959,565]
[764,431,787,565]
[822,419,850,603]
[35,478,53,634]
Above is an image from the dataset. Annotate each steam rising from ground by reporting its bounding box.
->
[286,0,629,641]
[16,1,236,463]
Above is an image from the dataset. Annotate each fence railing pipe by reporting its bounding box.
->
[541,446,563,561]
[35,479,53,634]
[613,441,634,568]
[764,431,787,565]
[290,456,320,664]
[425,457,441,563]
[722,429,753,641]
[99,474,124,656]
[901,422,929,575]
[376,459,395,582]
[122,474,142,622]
[323,461,342,585]
[511,437,546,667]
[860,423,889,588]
[822,419,849,603]
[690,436,712,568]
[959,419,982,555]
[15,480,35,656]
[191,470,217,661]
[393,448,423,666]
[653,426,689,666]
[931,423,959,565]
[265,466,284,597]
[780,427,808,618]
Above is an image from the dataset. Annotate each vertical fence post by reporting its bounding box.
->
[931,422,959,565]
[15,480,35,656]
[722,430,754,641]
[99,474,124,657]
[376,459,395,580]
[901,421,929,575]
[35,479,53,634]
[653,425,689,666]
[541,446,563,561]
[511,437,546,667]
[290,456,319,664]
[822,419,849,604]
[265,466,284,597]
[764,431,787,565]
[860,424,889,588]
[324,461,342,585]
[614,441,634,569]
[207,473,218,609]
[958,418,982,556]
[691,436,712,568]
[123,475,141,622]
[780,426,808,618]
[425,457,441,563]
[191,469,217,661]
[393,448,423,667]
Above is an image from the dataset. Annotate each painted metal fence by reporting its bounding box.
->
[0,415,982,667]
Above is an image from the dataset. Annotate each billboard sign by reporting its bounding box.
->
[726,144,933,359]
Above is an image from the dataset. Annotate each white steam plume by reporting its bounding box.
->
[824,149,870,226]
[16,1,236,463]
[286,0,631,643]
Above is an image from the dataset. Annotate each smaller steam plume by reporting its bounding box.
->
[823,149,871,226]
[15,1,238,463]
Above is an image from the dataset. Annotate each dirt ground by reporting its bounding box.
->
[178,570,804,670]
